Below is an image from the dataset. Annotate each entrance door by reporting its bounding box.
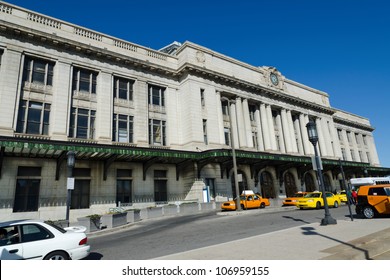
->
[305,173,316,192]
[284,172,297,197]
[260,171,275,198]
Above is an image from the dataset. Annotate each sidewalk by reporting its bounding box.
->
[153,213,390,260]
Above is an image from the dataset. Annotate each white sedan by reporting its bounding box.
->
[0,220,90,260]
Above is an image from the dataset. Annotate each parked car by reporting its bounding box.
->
[336,190,348,203]
[282,192,308,206]
[297,191,341,209]
[0,220,90,260]
[355,184,390,219]
[221,193,270,210]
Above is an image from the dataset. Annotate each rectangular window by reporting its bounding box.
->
[203,119,208,145]
[149,119,166,146]
[337,129,343,141]
[350,150,355,161]
[113,114,134,143]
[224,127,230,146]
[347,131,352,143]
[200,89,205,107]
[221,100,229,116]
[16,100,50,135]
[69,108,96,139]
[363,135,367,145]
[249,105,257,122]
[23,56,54,86]
[71,179,90,209]
[72,67,97,94]
[252,131,258,150]
[355,133,360,144]
[154,170,167,202]
[114,77,134,100]
[13,167,41,212]
[148,85,165,106]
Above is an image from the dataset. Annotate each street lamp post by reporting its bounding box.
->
[221,97,241,211]
[66,151,75,227]
[306,121,337,225]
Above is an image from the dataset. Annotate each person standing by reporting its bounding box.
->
[352,189,358,205]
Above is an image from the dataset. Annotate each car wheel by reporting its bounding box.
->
[333,201,339,208]
[240,204,245,210]
[362,206,375,219]
[316,202,321,209]
[260,202,265,208]
[44,251,69,260]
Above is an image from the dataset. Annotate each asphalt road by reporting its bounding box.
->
[85,205,354,260]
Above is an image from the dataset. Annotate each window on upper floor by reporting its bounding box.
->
[224,127,231,146]
[249,105,257,122]
[200,89,205,107]
[346,131,352,143]
[149,119,166,146]
[72,67,97,94]
[69,107,96,139]
[363,135,367,145]
[337,129,343,141]
[221,100,229,116]
[113,114,134,143]
[114,76,134,100]
[203,119,208,145]
[148,84,165,107]
[16,100,50,135]
[23,56,54,86]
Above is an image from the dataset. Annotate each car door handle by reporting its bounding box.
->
[9,249,19,254]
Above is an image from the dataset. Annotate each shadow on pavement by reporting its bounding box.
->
[83,252,103,260]
[300,226,372,260]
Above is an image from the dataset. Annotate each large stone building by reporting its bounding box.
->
[0,1,388,222]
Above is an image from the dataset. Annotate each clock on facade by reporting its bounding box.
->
[270,73,279,86]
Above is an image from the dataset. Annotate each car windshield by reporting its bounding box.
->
[385,188,390,196]
[294,193,305,197]
[305,193,321,198]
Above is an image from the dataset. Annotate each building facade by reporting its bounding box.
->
[0,1,388,222]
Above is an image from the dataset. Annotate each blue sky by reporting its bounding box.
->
[4,0,390,167]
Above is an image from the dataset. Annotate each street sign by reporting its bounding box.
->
[67,177,75,190]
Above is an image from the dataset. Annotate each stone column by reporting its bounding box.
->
[281,109,292,153]
[255,106,265,151]
[294,115,304,155]
[276,112,285,153]
[51,61,72,141]
[315,118,327,157]
[231,102,240,149]
[95,71,113,143]
[367,135,380,165]
[216,91,225,145]
[260,103,271,151]
[287,110,298,153]
[321,118,334,157]
[266,105,277,151]
[329,119,342,159]
[0,48,22,136]
[241,98,252,148]
[299,114,311,155]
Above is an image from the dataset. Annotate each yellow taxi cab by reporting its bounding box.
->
[221,192,270,211]
[282,192,308,206]
[297,191,341,209]
[336,190,348,203]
